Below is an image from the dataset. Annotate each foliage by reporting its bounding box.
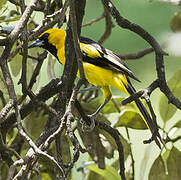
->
[0,0,181,180]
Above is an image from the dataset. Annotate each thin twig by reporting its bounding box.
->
[66,114,80,174]
[119,47,154,60]
[9,0,39,41]
[99,1,113,44]
[82,13,105,27]
[122,79,159,105]
[111,98,135,179]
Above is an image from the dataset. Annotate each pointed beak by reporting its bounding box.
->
[28,39,44,48]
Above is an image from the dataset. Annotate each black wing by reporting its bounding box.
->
[80,36,140,82]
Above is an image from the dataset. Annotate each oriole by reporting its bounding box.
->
[29,28,162,148]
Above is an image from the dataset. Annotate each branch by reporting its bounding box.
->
[122,79,159,105]
[111,98,135,179]
[9,0,45,11]
[9,0,39,41]
[0,78,60,132]
[165,135,181,143]
[99,1,113,44]
[6,0,69,63]
[119,47,154,60]
[30,0,69,40]
[102,0,181,110]
[0,99,14,120]
[82,13,105,27]
[74,100,126,180]
[66,114,80,174]
[69,0,86,80]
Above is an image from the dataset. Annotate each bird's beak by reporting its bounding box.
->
[28,39,44,48]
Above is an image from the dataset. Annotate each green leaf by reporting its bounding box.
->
[167,147,181,180]
[0,15,6,21]
[139,145,153,179]
[81,98,117,115]
[41,173,51,180]
[77,123,106,169]
[26,58,34,84]
[0,0,7,10]
[159,94,177,123]
[159,69,181,122]
[80,96,126,115]
[60,130,71,164]
[3,16,21,22]
[87,171,105,180]
[86,163,121,180]
[27,18,36,30]
[0,161,9,180]
[9,46,22,77]
[114,108,147,129]
[24,111,48,139]
[98,129,117,159]
[102,97,125,114]
[47,54,56,80]
[170,11,181,32]
[7,128,18,146]
[149,155,168,180]
[169,119,181,132]
[172,120,181,128]
[99,129,131,161]
[161,149,170,176]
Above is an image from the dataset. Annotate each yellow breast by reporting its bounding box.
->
[81,63,114,87]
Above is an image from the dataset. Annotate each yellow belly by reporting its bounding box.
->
[79,63,129,95]
[82,63,114,87]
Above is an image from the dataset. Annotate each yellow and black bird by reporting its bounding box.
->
[29,28,162,148]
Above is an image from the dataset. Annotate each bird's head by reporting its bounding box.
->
[28,28,66,57]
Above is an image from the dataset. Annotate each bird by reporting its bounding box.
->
[28,28,162,148]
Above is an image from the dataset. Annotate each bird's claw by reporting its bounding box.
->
[80,114,96,132]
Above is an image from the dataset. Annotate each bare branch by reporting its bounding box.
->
[99,1,113,44]
[69,0,86,80]
[0,99,14,120]
[9,0,39,41]
[102,0,181,110]
[82,13,105,27]
[119,47,154,60]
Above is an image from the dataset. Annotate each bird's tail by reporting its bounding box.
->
[124,79,162,148]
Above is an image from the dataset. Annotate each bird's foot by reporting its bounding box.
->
[78,86,100,93]
[80,114,96,132]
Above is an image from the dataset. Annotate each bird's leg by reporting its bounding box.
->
[89,96,111,118]
[79,86,100,93]
[80,96,111,131]
[86,96,111,130]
